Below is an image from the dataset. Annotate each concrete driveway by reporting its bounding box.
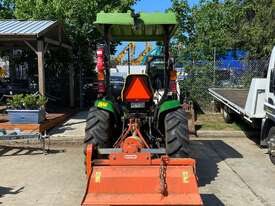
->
[0,136,275,206]
[49,111,87,140]
[0,146,86,206]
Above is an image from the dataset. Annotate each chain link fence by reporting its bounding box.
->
[178,60,269,112]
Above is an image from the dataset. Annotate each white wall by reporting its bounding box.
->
[114,65,147,78]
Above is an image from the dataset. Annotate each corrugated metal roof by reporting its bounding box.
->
[0,20,57,36]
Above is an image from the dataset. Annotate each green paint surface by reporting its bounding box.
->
[95,99,115,113]
[159,100,181,114]
[94,11,178,41]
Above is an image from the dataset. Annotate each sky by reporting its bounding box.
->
[115,0,199,58]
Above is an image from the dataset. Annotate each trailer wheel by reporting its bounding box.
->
[222,107,234,123]
[267,127,275,165]
[84,107,113,148]
[165,108,189,157]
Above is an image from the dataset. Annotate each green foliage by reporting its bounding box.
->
[7,94,47,109]
[230,0,275,58]
[1,0,137,94]
[180,63,214,110]
[23,94,38,109]
[172,0,275,60]
[37,95,48,108]
[172,0,234,61]
[7,94,24,109]
[0,0,15,18]
[171,0,193,44]
[13,0,136,49]
[196,114,241,131]
[171,0,274,110]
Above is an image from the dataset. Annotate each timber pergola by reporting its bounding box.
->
[0,20,74,107]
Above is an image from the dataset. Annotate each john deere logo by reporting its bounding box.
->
[98,101,108,107]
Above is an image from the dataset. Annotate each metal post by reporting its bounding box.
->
[104,25,111,97]
[157,25,170,105]
[128,46,131,74]
[213,47,216,86]
[212,47,216,112]
[163,25,169,90]
[9,49,16,83]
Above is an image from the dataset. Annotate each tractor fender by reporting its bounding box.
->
[94,99,122,126]
[95,99,115,114]
[158,100,182,116]
[157,100,182,127]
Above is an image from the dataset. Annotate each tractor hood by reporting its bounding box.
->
[94,11,178,41]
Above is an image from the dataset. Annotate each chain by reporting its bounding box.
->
[159,157,168,196]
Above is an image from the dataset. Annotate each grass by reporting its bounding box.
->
[195,113,243,131]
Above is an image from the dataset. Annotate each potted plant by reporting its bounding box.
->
[6,94,47,124]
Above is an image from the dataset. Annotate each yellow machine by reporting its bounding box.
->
[132,42,152,65]
[114,42,136,65]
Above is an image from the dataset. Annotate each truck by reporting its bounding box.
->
[209,46,275,165]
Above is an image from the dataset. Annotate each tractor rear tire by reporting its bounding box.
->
[165,108,190,157]
[84,107,113,148]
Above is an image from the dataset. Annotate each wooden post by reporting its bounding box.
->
[9,49,16,82]
[37,40,45,96]
[69,64,75,107]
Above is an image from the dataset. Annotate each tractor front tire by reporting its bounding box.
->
[84,107,113,148]
[165,108,190,157]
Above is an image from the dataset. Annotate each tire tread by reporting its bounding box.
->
[164,108,190,157]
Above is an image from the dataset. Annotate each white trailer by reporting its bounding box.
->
[209,47,275,164]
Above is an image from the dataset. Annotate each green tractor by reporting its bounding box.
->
[84,11,189,158]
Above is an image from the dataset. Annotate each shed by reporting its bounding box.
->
[0,20,74,107]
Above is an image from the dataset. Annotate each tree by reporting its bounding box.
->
[184,0,234,60]
[173,0,275,60]
[172,0,236,111]
[14,0,137,44]
[170,0,194,60]
[230,0,275,58]
[13,1,137,76]
[0,0,15,19]
[171,0,193,43]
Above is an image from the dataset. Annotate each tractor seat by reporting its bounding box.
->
[121,74,154,102]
